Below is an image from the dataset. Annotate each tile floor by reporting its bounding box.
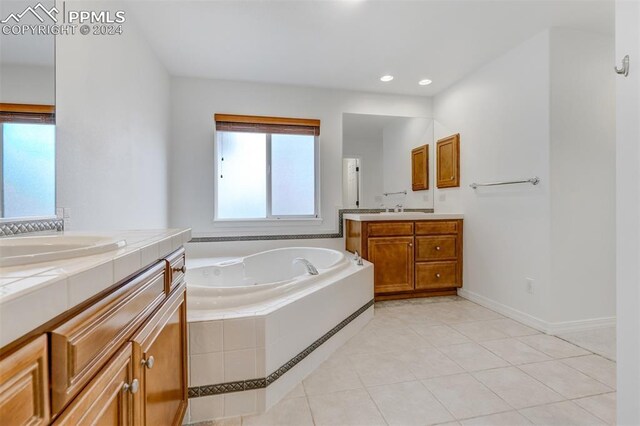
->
[192,296,616,426]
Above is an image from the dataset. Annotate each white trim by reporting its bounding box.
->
[457,288,616,335]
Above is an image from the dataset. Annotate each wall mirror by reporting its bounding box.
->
[0,0,56,220]
[342,113,434,210]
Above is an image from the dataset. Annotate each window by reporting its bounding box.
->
[0,104,56,218]
[214,114,320,220]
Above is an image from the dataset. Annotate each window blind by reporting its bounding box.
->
[0,103,55,124]
[214,114,320,136]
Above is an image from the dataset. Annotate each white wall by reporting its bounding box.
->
[169,78,432,237]
[383,117,434,208]
[0,63,54,105]
[434,28,616,331]
[615,0,640,423]
[548,29,616,324]
[55,3,170,230]
[434,30,552,323]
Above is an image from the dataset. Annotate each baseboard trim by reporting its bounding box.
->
[457,288,616,335]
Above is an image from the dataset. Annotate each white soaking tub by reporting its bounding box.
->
[184,247,373,423]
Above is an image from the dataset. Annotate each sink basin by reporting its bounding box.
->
[0,235,127,267]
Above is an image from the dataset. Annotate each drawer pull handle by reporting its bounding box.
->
[409,243,413,247]
[173,265,186,274]
[142,356,155,369]
[123,379,139,394]
[435,273,441,278]
[435,246,441,251]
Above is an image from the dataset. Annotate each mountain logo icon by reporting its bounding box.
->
[1,2,59,24]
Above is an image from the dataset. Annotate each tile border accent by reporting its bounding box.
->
[188,298,375,398]
[189,208,434,242]
[0,218,64,237]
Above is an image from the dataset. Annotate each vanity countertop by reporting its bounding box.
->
[0,228,191,347]
[343,212,464,221]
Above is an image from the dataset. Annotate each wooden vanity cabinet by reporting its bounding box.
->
[0,247,188,426]
[346,219,463,300]
[411,144,429,191]
[132,283,187,426]
[0,335,49,425]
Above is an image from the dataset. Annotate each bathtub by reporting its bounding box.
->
[185,246,373,422]
[187,247,352,316]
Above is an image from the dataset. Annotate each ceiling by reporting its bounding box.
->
[129,1,612,96]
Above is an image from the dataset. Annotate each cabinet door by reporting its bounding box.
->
[132,284,187,426]
[411,145,429,191]
[0,335,49,426]
[436,134,460,188]
[54,343,134,426]
[368,237,414,294]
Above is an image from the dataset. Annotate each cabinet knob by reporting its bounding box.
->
[142,355,155,369]
[435,273,441,278]
[173,265,186,274]
[435,246,441,251]
[408,243,413,247]
[123,379,139,394]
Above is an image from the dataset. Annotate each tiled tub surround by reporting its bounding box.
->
[0,228,192,347]
[185,255,374,423]
[0,217,64,237]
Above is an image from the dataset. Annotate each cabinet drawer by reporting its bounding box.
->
[416,236,458,261]
[415,221,459,235]
[54,343,134,426]
[367,222,414,236]
[166,248,186,294]
[50,263,166,415]
[415,262,459,289]
[0,335,49,426]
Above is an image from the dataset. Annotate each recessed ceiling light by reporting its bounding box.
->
[418,79,433,86]
[380,75,394,82]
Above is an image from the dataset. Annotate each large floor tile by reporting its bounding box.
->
[519,360,612,399]
[573,392,616,425]
[242,397,313,426]
[558,327,616,360]
[438,343,509,372]
[307,388,386,426]
[481,338,551,365]
[473,366,563,409]
[460,411,532,425]
[367,381,454,426]
[451,321,510,341]
[395,346,464,379]
[349,351,416,386]
[561,355,616,388]
[422,373,511,419]
[410,325,472,347]
[519,400,606,425]
[302,355,363,395]
[477,319,540,338]
[517,334,590,358]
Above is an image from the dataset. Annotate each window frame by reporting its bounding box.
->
[213,129,321,222]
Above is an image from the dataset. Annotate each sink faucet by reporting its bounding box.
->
[293,258,319,275]
[395,204,403,213]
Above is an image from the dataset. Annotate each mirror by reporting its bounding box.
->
[342,113,434,210]
[0,0,56,219]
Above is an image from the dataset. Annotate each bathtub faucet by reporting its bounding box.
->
[293,258,319,275]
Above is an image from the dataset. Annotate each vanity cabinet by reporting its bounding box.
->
[411,144,429,191]
[0,246,188,426]
[346,219,463,300]
[436,134,460,188]
[0,335,49,425]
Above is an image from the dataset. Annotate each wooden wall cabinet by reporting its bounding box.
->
[0,247,188,426]
[411,144,429,191]
[346,219,463,300]
[436,134,460,188]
